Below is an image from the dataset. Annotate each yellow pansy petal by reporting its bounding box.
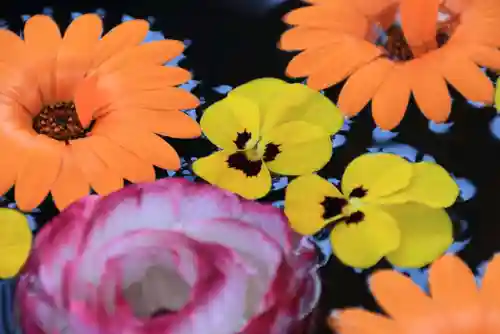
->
[385,162,459,208]
[263,84,344,135]
[384,203,453,268]
[261,121,332,175]
[231,78,344,135]
[330,206,400,268]
[341,153,412,201]
[192,150,271,199]
[200,94,260,151]
[230,77,289,111]
[0,208,32,278]
[285,174,344,235]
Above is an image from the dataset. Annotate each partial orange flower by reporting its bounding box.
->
[329,254,500,334]
[280,0,500,129]
[0,14,200,211]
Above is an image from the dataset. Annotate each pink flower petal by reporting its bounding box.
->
[17,178,320,334]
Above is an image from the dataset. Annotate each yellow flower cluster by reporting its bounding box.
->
[285,153,459,268]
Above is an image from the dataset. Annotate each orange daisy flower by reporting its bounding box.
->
[0,14,200,211]
[329,254,500,334]
[280,0,500,129]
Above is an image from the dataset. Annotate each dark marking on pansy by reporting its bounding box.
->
[321,196,348,220]
[349,186,367,199]
[263,143,281,162]
[226,152,262,177]
[234,129,252,149]
[346,211,365,224]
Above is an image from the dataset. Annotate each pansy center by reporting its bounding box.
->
[33,102,90,143]
[227,130,282,177]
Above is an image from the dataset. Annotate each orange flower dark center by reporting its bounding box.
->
[382,25,414,61]
[33,102,89,142]
[379,18,454,61]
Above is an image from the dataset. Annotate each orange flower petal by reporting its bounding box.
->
[91,19,149,68]
[92,119,181,170]
[15,135,64,211]
[56,14,102,103]
[400,0,440,55]
[84,135,155,183]
[73,75,107,125]
[23,15,62,105]
[50,146,90,210]
[283,3,368,38]
[331,308,399,334]
[69,138,123,195]
[0,29,26,65]
[440,53,494,103]
[370,270,447,329]
[429,255,479,305]
[428,255,484,332]
[351,0,399,16]
[95,40,186,75]
[453,2,500,47]
[99,65,192,94]
[469,45,500,71]
[409,58,451,123]
[444,0,474,13]
[102,109,201,138]
[481,254,500,333]
[286,42,344,78]
[0,132,29,195]
[279,26,337,51]
[287,36,381,82]
[0,64,42,113]
[307,42,382,90]
[482,254,500,303]
[105,88,200,113]
[371,65,411,130]
[338,58,394,117]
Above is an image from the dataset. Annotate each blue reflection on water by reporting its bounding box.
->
[489,115,500,140]
[372,127,398,142]
[428,120,454,134]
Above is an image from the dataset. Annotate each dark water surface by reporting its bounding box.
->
[1,0,500,333]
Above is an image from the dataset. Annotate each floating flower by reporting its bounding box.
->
[0,208,32,278]
[280,0,500,129]
[0,14,200,211]
[330,254,500,334]
[17,178,320,334]
[193,77,344,199]
[285,153,459,268]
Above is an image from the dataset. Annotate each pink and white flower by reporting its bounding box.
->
[17,178,320,334]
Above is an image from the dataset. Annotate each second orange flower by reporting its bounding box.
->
[0,14,201,211]
[280,0,500,129]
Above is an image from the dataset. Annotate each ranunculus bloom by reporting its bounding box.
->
[330,254,500,334]
[285,153,459,268]
[17,178,320,334]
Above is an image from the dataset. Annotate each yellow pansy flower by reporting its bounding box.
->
[193,78,344,199]
[285,153,460,269]
[0,208,32,278]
